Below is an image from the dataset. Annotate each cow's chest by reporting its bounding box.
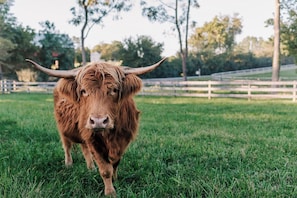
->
[90,132,129,164]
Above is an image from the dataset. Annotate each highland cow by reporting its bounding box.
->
[26,58,166,196]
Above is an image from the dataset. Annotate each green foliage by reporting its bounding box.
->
[120,36,163,64]
[120,35,164,78]
[191,51,272,75]
[280,0,297,61]
[93,36,166,78]
[92,41,122,61]
[0,37,14,64]
[235,36,274,57]
[2,94,297,197]
[37,21,75,81]
[6,26,37,68]
[0,0,37,79]
[189,14,242,53]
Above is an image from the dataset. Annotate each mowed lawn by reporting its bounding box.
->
[1,94,297,197]
[242,69,297,79]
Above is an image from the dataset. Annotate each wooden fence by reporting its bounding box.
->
[141,80,297,101]
[2,80,297,101]
[0,80,56,94]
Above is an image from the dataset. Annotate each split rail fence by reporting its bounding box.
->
[2,79,297,101]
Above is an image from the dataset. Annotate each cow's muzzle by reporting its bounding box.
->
[87,115,111,131]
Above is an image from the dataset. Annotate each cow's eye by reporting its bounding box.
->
[109,88,118,96]
[80,89,88,97]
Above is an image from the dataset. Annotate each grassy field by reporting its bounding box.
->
[241,69,297,79]
[1,94,297,197]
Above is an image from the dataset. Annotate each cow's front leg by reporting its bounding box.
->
[111,159,121,181]
[87,143,115,196]
[80,143,95,170]
[99,163,115,196]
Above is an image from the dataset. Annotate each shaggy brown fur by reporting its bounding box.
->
[53,63,142,196]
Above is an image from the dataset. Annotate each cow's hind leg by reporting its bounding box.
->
[60,136,73,167]
[80,144,95,170]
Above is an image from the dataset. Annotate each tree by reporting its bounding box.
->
[69,0,132,65]
[0,0,15,79]
[5,25,36,75]
[189,14,242,54]
[272,0,280,82]
[279,0,297,61]
[0,37,14,79]
[92,40,122,61]
[141,0,199,81]
[120,36,163,64]
[119,35,163,78]
[0,0,37,79]
[38,21,75,81]
[235,36,273,57]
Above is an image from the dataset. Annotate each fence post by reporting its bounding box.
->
[0,80,3,94]
[173,81,177,97]
[13,81,16,92]
[3,79,7,93]
[293,81,296,102]
[248,82,251,101]
[8,80,12,93]
[208,81,211,100]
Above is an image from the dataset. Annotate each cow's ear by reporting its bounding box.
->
[121,74,142,97]
[56,78,79,102]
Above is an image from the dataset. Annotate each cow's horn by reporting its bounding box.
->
[25,59,77,78]
[123,57,167,75]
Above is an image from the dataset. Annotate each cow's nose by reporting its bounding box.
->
[89,116,109,129]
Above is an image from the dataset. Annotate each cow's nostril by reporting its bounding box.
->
[103,117,109,124]
[90,117,95,125]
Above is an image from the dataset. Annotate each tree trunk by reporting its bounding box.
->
[272,0,280,81]
[181,53,187,81]
[0,64,2,80]
[175,0,187,81]
[81,1,88,66]
[182,0,191,81]
[81,30,86,66]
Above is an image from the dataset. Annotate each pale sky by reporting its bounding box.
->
[10,0,274,56]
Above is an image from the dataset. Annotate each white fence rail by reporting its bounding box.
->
[2,80,297,101]
[141,80,297,101]
[0,80,55,94]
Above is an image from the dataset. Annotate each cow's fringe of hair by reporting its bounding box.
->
[76,63,125,88]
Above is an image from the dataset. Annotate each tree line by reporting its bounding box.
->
[0,0,296,81]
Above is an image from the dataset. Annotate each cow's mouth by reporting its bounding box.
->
[92,128,105,133]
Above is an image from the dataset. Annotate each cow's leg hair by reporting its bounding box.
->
[60,136,73,167]
[112,160,120,181]
[80,144,95,170]
[87,143,116,196]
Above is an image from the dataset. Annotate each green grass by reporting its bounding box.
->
[1,94,297,197]
[241,68,297,79]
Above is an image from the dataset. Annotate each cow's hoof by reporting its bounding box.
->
[87,163,96,171]
[65,161,73,167]
[105,187,116,197]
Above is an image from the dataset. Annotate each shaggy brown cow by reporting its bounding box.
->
[26,58,166,196]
